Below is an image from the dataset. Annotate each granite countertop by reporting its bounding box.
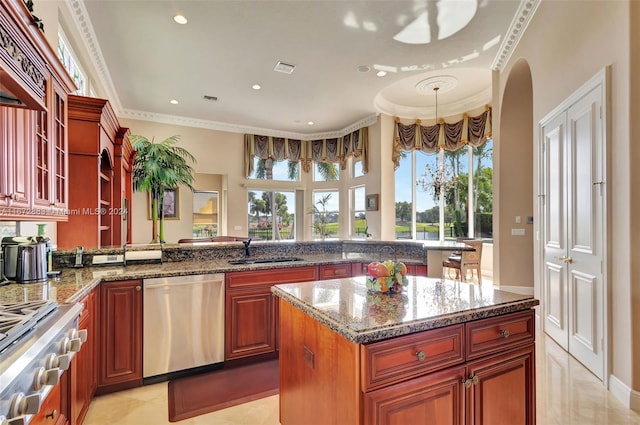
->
[271,276,540,344]
[0,253,425,305]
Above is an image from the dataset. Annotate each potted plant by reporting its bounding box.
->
[131,135,196,243]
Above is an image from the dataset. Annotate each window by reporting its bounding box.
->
[313,162,339,182]
[192,191,219,238]
[248,158,299,182]
[353,158,364,178]
[57,30,87,96]
[351,186,367,238]
[247,190,296,240]
[396,143,493,240]
[311,191,339,239]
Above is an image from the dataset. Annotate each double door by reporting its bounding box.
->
[540,72,606,380]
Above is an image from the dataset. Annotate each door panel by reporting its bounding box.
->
[542,112,568,350]
[540,78,604,381]
[566,86,603,380]
[543,262,567,349]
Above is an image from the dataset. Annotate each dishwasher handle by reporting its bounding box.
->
[144,273,225,288]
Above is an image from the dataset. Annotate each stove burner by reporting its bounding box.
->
[0,300,57,354]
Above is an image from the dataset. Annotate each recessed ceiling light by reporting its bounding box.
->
[307,121,314,126]
[252,84,261,90]
[173,14,188,25]
[170,99,179,105]
[376,71,387,77]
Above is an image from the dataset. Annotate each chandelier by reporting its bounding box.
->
[415,86,457,197]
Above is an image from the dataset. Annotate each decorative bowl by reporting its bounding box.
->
[365,260,408,294]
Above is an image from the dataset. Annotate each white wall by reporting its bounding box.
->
[499,0,636,395]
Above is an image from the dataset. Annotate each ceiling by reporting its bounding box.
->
[71,0,533,139]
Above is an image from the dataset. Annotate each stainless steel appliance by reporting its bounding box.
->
[143,273,224,380]
[1,237,49,283]
[0,300,85,424]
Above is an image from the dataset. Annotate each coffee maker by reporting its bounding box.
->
[1,236,50,283]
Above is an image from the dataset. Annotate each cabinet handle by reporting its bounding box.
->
[499,329,510,338]
[136,286,141,291]
[462,375,479,388]
[46,409,58,420]
[415,350,426,362]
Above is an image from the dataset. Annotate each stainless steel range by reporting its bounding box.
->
[0,299,84,424]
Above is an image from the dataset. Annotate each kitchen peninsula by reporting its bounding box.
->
[272,276,539,425]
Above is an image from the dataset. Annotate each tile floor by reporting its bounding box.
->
[83,329,640,425]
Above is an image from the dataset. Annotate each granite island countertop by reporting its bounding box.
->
[271,276,539,344]
[0,252,426,305]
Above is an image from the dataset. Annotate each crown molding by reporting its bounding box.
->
[491,0,541,71]
[120,109,379,140]
[65,0,123,113]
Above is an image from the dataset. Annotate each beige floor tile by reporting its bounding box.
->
[85,332,640,425]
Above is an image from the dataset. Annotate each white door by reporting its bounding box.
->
[541,79,605,380]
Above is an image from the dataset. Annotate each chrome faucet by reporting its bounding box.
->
[242,238,252,258]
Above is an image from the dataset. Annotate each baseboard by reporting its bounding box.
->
[496,285,534,295]
[609,374,640,411]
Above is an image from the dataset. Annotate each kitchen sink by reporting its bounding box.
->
[228,257,304,265]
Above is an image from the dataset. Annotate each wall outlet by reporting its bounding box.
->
[515,216,521,224]
[511,228,526,236]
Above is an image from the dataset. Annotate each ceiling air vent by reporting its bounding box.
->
[203,95,218,101]
[274,61,296,74]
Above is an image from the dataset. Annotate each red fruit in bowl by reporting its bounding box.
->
[368,262,390,278]
[367,262,380,276]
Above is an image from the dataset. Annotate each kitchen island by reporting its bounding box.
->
[272,276,539,425]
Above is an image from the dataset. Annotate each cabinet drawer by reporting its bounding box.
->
[465,309,535,360]
[319,263,351,279]
[226,266,319,289]
[30,383,63,425]
[361,324,464,392]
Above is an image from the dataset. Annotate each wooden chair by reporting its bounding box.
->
[442,239,483,284]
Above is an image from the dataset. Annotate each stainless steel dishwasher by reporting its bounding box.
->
[143,273,225,379]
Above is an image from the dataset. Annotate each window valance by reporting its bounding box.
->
[392,105,492,169]
[244,127,368,177]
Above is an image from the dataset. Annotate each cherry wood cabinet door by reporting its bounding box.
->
[0,107,31,210]
[364,364,466,425]
[30,382,68,425]
[97,280,143,395]
[225,266,319,361]
[467,344,535,425]
[225,287,275,360]
[69,288,97,425]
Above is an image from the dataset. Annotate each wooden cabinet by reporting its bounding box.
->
[279,300,536,425]
[97,279,143,395]
[467,344,535,425]
[0,107,31,210]
[319,263,352,279]
[225,266,319,361]
[364,365,466,425]
[57,95,133,249]
[30,382,68,425]
[69,288,98,425]
[0,0,75,220]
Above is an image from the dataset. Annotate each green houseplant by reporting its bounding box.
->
[131,135,196,243]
